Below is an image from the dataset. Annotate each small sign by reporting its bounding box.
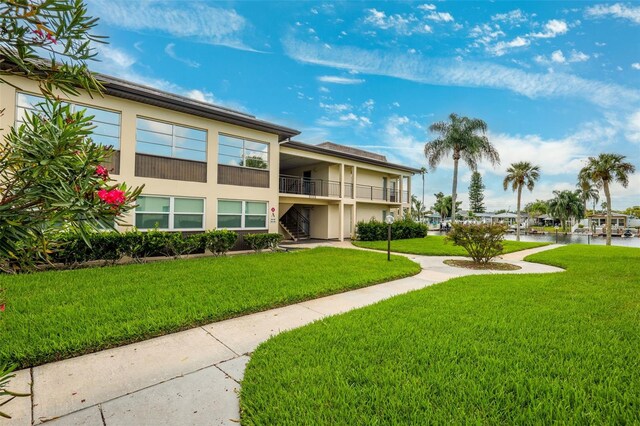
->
[270,218,276,223]
[271,207,276,212]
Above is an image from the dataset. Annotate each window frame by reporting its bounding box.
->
[217,199,268,230]
[15,91,122,150]
[217,133,270,171]
[136,116,208,163]
[135,195,206,231]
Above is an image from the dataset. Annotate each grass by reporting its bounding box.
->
[352,235,550,256]
[0,247,420,368]
[241,245,640,424]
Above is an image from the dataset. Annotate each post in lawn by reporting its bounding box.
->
[386,214,394,261]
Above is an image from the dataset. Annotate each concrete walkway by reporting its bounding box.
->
[9,244,563,426]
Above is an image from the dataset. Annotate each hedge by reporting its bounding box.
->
[244,233,284,252]
[356,219,428,241]
[49,229,238,266]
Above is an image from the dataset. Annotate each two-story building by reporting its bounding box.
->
[0,72,418,243]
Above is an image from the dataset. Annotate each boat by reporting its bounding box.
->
[622,229,634,238]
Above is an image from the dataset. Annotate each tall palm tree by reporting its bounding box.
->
[579,153,636,245]
[548,190,585,232]
[424,113,500,224]
[576,178,599,215]
[503,162,541,241]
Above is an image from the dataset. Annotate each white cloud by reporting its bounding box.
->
[530,19,569,38]
[96,44,136,68]
[491,9,528,25]
[362,99,375,113]
[89,0,257,51]
[317,75,365,84]
[585,3,640,25]
[469,24,506,48]
[569,50,590,62]
[489,36,530,56]
[319,102,352,113]
[185,89,215,104]
[418,4,437,11]
[551,50,566,63]
[363,8,431,35]
[282,36,640,108]
[319,86,330,93]
[632,63,640,70]
[426,12,454,22]
[164,43,200,68]
[626,110,640,143]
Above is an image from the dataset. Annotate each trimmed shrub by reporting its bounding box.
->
[203,230,238,256]
[244,233,284,253]
[445,223,507,264]
[356,219,428,241]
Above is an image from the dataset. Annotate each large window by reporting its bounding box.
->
[218,134,269,170]
[135,196,205,230]
[136,117,207,162]
[16,92,121,149]
[217,200,267,229]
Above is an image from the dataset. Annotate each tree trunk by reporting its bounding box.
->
[516,185,522,242]
[603,181,612,246]
[451,155,459,224]
[422,174,425,223]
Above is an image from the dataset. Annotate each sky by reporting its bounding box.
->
[85,0,640,211]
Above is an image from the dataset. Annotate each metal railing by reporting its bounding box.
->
[279,174,341,198]
[355,184,401,202]
[344,183,353,198]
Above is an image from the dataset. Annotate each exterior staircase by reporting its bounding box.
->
[279,207,310,241]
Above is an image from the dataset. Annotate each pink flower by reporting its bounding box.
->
[0,304,5,312]
[95,165,109,179]
[98,188,126,206]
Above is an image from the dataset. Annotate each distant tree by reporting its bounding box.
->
[548,190,585,232]
[468,171,486,213]
[576,178,600,216]
[503,162,541,241]
[432,192,462,221]
[424,113,500,224]
[525,199,549,217]
[494,209,507,214]
[623,206,640,217]
[244,155,267,169]
[579,153,635,245]
[410,195,426,222]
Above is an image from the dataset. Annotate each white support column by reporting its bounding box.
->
[398,175,404,208]
[339,163,345,198]
[407,175,412,213]
[352,200,357,239]
[339,201,344,242]
[353,166,358,199]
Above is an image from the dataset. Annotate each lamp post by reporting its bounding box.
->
[386,214,394,261]
[554,225,559,244]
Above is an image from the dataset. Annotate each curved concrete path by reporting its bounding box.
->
[9,243,563,426]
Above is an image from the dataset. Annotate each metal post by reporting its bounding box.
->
[387,222,391,261]
[555,229,558,244]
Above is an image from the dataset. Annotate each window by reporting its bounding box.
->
[135,196,204,230]
[136,117,207,162]
[16,92,121,149]
[218,134,269,170]
[217,200,267,229]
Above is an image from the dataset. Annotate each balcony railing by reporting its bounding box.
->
[279,174,341,198]
[355,184,401,203]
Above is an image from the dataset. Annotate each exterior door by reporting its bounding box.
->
[303,170,312,195]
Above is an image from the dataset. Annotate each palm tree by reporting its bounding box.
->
[503,162,541,241]
[579,153,636,245]
[548,190,585,232]
[424,113,500,224]
[576,178,599,215]
[420,166,427,221]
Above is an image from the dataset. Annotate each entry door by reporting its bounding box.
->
[390,180,397,202]
[303,170,312,195]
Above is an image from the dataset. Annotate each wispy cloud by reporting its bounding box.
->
[535,49,590,65]
[426,11,454,23]
[317,75,365,84]
[585,3,640,25]
[491,9,529,25]
[89,0,258,52]
[632,63,640,70]
[489,36,530,56]
[363,8,432,35]
[164,43,200,68]
[283,37,639,108]
[470,19,570,56]
[529,19,569,38]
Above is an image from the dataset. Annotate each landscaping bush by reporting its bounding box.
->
[244,233,284,253]
[203,230,238,256]
[356,219,428,241]
[445,223,507,264]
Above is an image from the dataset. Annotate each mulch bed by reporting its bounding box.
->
[443,259,522,271]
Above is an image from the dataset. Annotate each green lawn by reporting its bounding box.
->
[241,245,640,424]
[352,235,550,256]
[0,247,420,368]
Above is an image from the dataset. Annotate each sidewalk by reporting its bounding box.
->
[9,244,563,426]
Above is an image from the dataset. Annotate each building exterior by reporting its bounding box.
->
[0,73,417,243]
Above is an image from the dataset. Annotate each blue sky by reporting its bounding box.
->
[86,0,640,211]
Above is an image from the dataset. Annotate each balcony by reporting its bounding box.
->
[279,174,341,198]
[355,184,408,204]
